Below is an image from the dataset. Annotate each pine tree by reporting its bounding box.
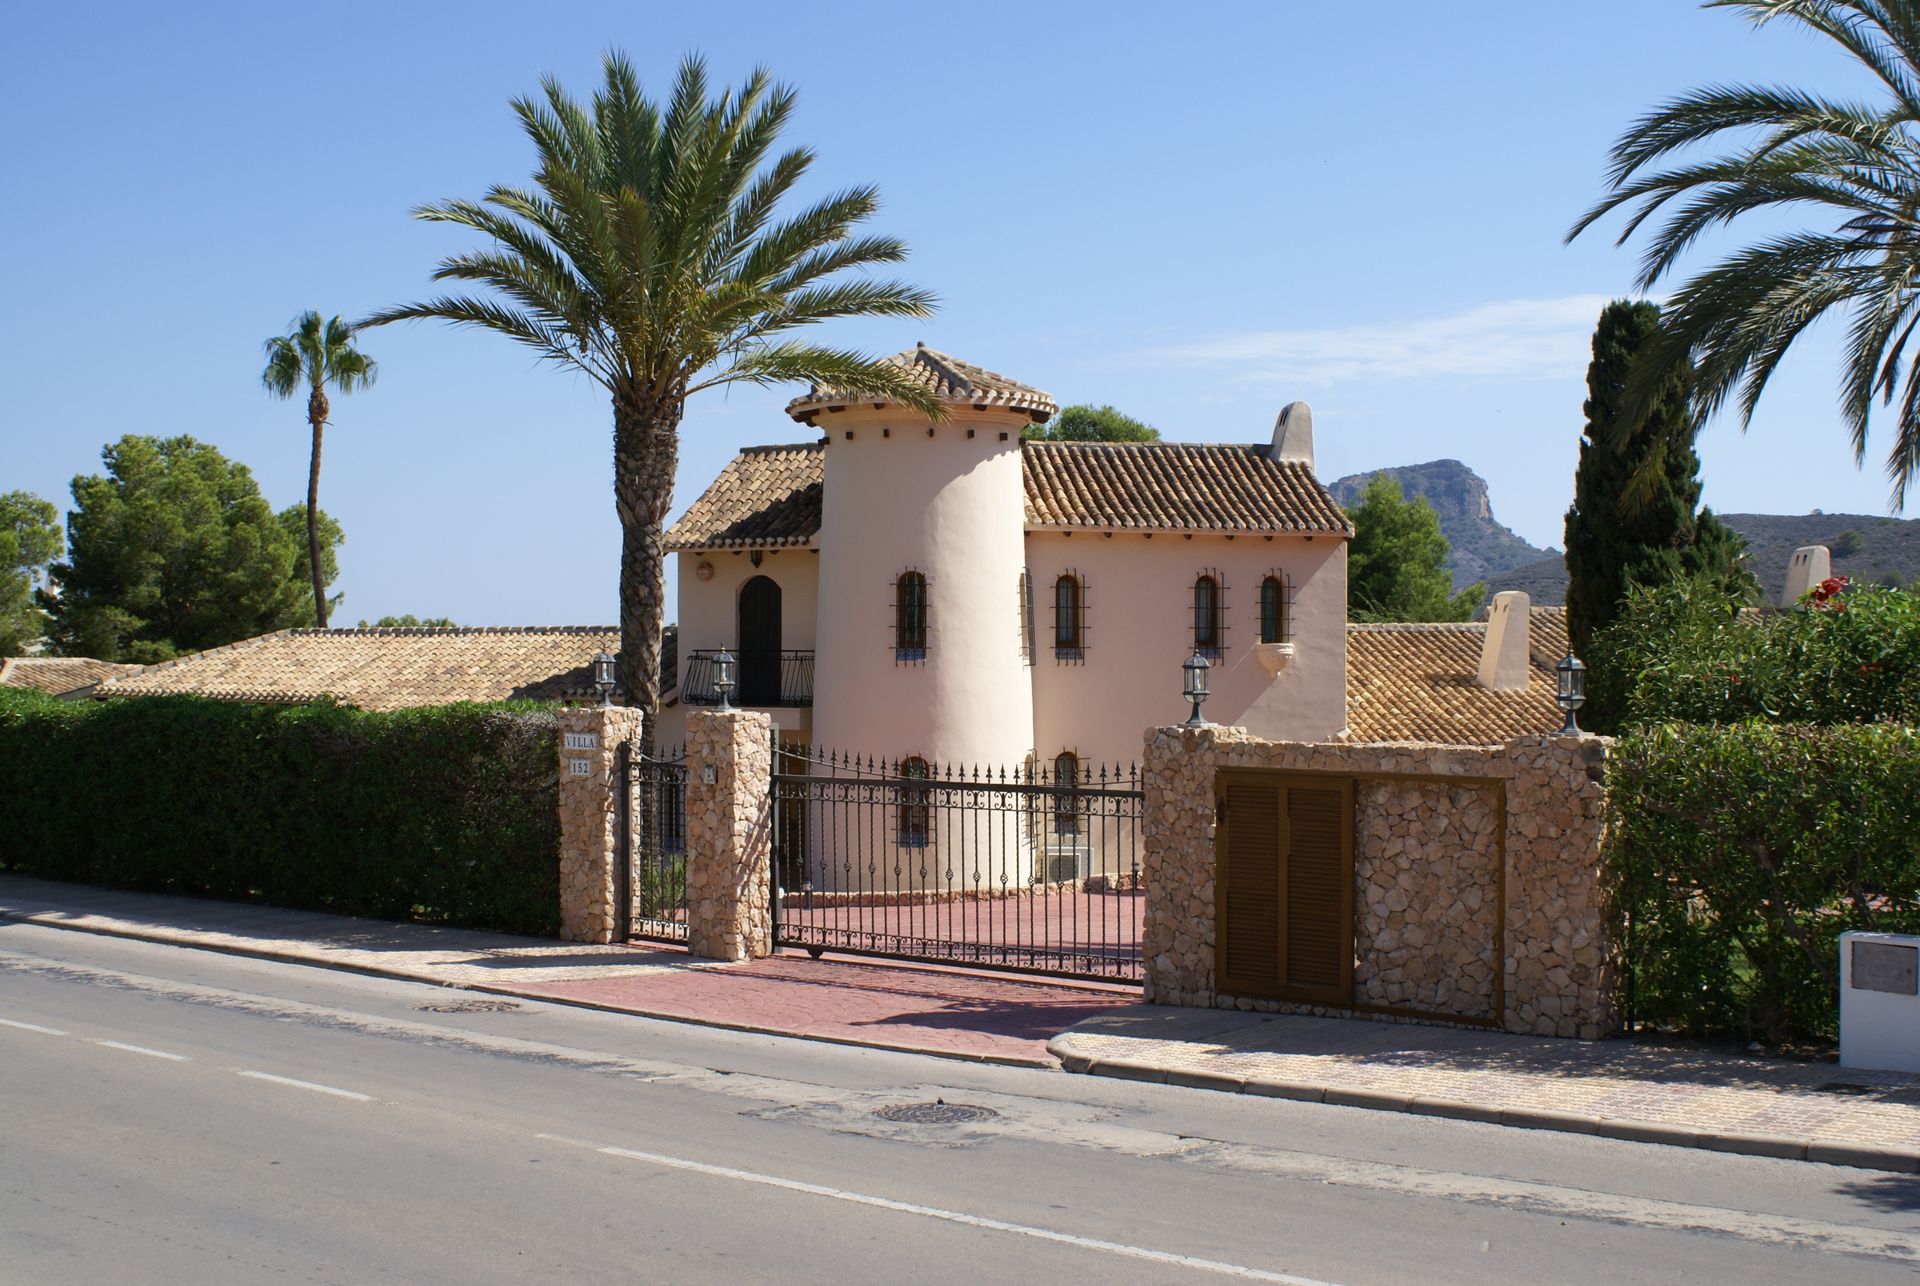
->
[1348,475,1484,622]
[1565,300,1752,729]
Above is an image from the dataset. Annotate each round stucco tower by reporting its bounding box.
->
[799,344,1053,772]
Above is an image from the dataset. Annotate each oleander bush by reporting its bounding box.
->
[0,689,560,935]
[1597,579,1920,1041]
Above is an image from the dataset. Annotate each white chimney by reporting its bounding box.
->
[1478,591,1531,692]
[1783,545,1832,605]
[1270,402,1314,468]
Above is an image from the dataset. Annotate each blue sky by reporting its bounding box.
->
[0,1,1891,625]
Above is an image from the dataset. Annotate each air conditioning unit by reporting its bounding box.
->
[1839,931,1920,1074]
[1042,844,1087,885]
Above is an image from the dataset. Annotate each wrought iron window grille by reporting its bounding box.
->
[1053,570,1089,663]
[1192,569,1227,659]
[1258,571,1294,645]
[892,568,929,665]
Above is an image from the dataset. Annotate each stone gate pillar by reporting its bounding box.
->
[685,709,774,961]
[555,705,644,943]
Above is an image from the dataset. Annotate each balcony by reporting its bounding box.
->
[683,649,815,708]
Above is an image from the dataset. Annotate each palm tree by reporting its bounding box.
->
[1569,0,1920,507]
[261,312,377,628]
[362,52,938,740]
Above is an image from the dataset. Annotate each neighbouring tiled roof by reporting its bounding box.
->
[94,627,640,711]
[1023,442,1351,534]
[786,344,1058,421]
[1344,608,1565,744]
[667,439,1351,549]
[0,656,144,697]
[667,444,824,550]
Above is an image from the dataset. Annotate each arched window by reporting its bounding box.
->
[1193,574,1222,655]
[896,571,927,659]
[1054,573,1083,656]
[1053,751,1080,836]
[897,756,931,847]
[1259,575,1289,644]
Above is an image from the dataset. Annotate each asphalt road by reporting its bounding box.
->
[1,920,1916,1285]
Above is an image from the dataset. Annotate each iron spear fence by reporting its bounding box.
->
[620,744,688,943]
[769,744,1143,982]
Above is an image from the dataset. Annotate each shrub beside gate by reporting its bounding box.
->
[0,689,561,936]
[1608,721,1920,1043]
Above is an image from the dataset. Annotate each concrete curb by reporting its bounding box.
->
[1047,1038,1920,1174]
[0,908,1057,1071]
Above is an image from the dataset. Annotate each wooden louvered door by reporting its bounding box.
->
[1215,772,1354,1006]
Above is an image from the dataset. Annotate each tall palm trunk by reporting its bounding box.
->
[612,386,682,756]
[306,386,330,629]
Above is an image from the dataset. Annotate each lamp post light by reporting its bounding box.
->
[1556,652,1588,736]
[1182,651,1211,728]
[592,652,617,708]
[714,648,737,711]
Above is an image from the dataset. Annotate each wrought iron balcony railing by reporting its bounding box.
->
[682,649,814,708]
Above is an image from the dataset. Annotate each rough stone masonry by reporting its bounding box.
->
[1142,725,1617,1039]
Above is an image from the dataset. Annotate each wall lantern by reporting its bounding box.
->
[1182,651,1211,728]
[1556,652,1587,736]
[714,648,738,710]
[592,652,618,708]
[694,560,715,582]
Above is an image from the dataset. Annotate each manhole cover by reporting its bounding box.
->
[873,1100,998,1125]
[414,998,522,1014]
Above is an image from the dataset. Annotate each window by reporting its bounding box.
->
[1259,575,1290,644]
[1053,751,1080,836]
[1054,573,1084,658]
[896,571,927,659]
[1194,574,1223,656]
[897,756,931,847]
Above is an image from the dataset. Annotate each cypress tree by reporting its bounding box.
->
[1565,299,1751,729]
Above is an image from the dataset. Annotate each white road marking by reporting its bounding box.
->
[95,1039,188,1061]
[237,1070,372,1102]
[0,1017,69,1036]
[535,1133,1338,1284]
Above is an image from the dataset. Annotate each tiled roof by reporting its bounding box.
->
[667,440,1351,549]
[667,444,823,550]
[94,627,628,711]
[0,657,144,697]
[786,344,1057,421]
[1023,442,1351,535]
[1344,608,1566,745]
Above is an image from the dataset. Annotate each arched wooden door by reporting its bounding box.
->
[738,575,782,706]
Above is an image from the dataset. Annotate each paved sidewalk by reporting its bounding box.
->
[0,876,1133,1066]
[1051,1005,1920,1172]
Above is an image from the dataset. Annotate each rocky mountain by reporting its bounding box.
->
[1479,513,1920,606]
[1327,459,1920,607]
[1329,460,1554,592]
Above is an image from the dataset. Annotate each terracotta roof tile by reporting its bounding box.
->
[95,627,627,711]
[1344,609,1566,744]
[787,344,1057,421]
[666,444,823,551]
[0,657,144,697]
[668,439,1351,549]
[1023,442,1350,534]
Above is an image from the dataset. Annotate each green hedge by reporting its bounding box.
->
[0,689,560,935]
[1608,721,1920,1042]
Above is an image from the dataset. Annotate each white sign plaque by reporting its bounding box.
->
[563,732,599,750]
[568,758,593,777]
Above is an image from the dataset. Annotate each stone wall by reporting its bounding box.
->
[555,706,644,944]
[1142,726,1617,1039]
[685,709,774,961]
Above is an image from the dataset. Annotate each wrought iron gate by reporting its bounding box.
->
[620,744,688,943]
[770,745,1143,982]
